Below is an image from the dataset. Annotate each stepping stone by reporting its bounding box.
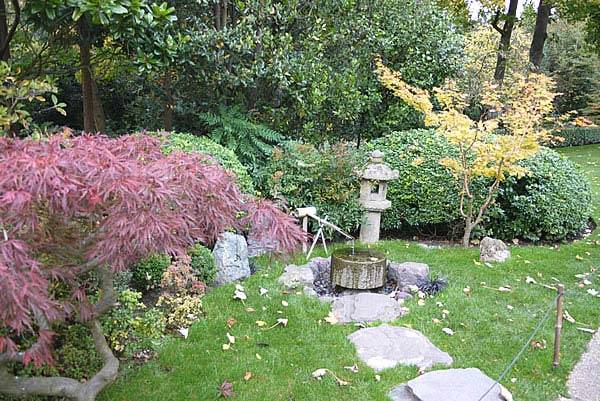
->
[348,325,452,372]
[331,293,405,323]
[388,368,512,401]
[278,264,314,289]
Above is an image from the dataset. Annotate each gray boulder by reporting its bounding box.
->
[332,293,405,323]
[388,262,429,289]
[480,237,510,263]
[388,368,512,401]
[213,232,251,286]
[277,264,314,289]
[348,325,453,372]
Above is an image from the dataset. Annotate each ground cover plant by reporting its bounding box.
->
[97,146,600,401]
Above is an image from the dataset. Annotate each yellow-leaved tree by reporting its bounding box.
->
[375,58,556,246]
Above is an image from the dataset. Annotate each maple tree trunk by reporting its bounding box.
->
[493,0,519,83]
[0,267,119,401]
[462,217,474,247]
[529,0,551,69]
[78,18,95,133]
[0,0,10,61]
[91,78,106,133]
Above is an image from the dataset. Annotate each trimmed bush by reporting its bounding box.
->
[189,243,217,285]
[259,141,363,236]
[364,129,463,230]
[551,127,600,147]
[131,253,171,292]
[364,130,592,242]
[161,132,255,193]
[486,148,592,241]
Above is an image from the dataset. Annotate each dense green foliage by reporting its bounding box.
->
[365,130,592,241]
[259,141,363,236]
[131,253,171,292]
[365,130,463,231]
[487,148,592,241]
[188,243,217,285]
[552,127,600,147]
[162,132,254,193]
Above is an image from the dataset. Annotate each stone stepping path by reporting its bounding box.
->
[331,293,406,323]
[347,325,453,372]
[275,258,514,401]
[388,368,512,401]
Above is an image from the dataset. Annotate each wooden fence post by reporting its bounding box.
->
[553,284,565,369]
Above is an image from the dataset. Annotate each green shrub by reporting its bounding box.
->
[551,127,600,147]
[259,141,363,236]
[188,243,216,285]
[364,129,464,230]
[485,148,592,241]
[131,253,171,292]
[102,289,166,356]
[161,132,255,193]
[364,130,592,242]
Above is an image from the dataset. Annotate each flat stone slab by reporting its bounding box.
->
[277,264,314,289]
[348,325,452,372]
[388,368,512,401]
[567,328,600,401]
[332,293,405,323]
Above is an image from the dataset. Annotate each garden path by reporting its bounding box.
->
[559,329,600,401]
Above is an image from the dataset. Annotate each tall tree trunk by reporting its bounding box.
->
[0,0,19,62]
[529,0,552,69]
[163,71,174,131]
[91,78,106,133]
[0,0,10,61]
[462,217,474,247]
[213,0,221,30]
[492,0,520,83]
[79,42,95,133]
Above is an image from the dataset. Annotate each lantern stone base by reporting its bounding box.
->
[360,211,383,243]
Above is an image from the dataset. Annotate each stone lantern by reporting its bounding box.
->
[358,150,399,243]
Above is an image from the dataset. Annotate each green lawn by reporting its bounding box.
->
[100,145,600,401]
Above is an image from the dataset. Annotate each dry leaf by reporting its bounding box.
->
[344,365,359,373]
[324,312,339,325]
[417,299,426,306]
[255,353,262,360]
[575,255,584,261]
[484,262,493,268]
[277,318,288,327]
[577,327,596,334]
[587,288,599,296]
[219,381,234,398]
[226,318,236,329]
[222,343,231,351]
[245,307,256,312]
[563,310,576,324]
[507,305,514,310]
[233,290,247,301]
[226,332,235,344]
[473,259,482,266]
[281,300,289,307]
[531,339,546,350]
[525,276,537,284]
[498,286,512,292]
[432,318,441,324]
[255,320,267,327]
[235,284,245,292]
[178,327,189,339]
[375,374,381,382]
[259,287,269,296]
[243,371,252,381]
[312,368,328,380]
[442,327,454,336]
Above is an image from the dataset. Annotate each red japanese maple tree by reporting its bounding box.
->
[0,132,305,401]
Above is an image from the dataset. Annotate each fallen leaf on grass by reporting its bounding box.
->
[259,287,269,296]
[255,320,267,327]
[178,327,189,339]
[587,288,599,296]
[226,332,235,344]
[324,312,339,325]
[222,343,231,351]
[563,310,576,324]
[344,365,359,373]
[442,327,454,336]
[281,300,289,307]
[226,318,236,329]
[575,255,584,261]
[264,318,288,330]
[233,290,247,301]
[243,371,252,381]
[245,307,256,312]
[526,276,537,284]
[577,327,596,334]
[311,368,350,386]
[531,340,546,350]
[498,286,512,292]
[375,375,381,382]
[219,381,234,398]
[417,299,426,306]
[255,353,262,360]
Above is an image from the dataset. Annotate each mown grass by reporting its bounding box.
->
[100,146,600,401]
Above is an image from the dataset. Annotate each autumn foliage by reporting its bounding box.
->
[0,132,305,399]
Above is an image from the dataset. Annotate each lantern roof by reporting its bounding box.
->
[358,150,399,181]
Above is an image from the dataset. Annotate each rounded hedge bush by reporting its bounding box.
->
[258,141,363,236]
[188,243,216,285]
[131,253,171,292]
[364,129,592,241]
[364,129,463,230]
[486,147,592,241]
[161,132,255,194]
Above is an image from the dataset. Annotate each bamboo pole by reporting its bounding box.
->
[553,284,565,369]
